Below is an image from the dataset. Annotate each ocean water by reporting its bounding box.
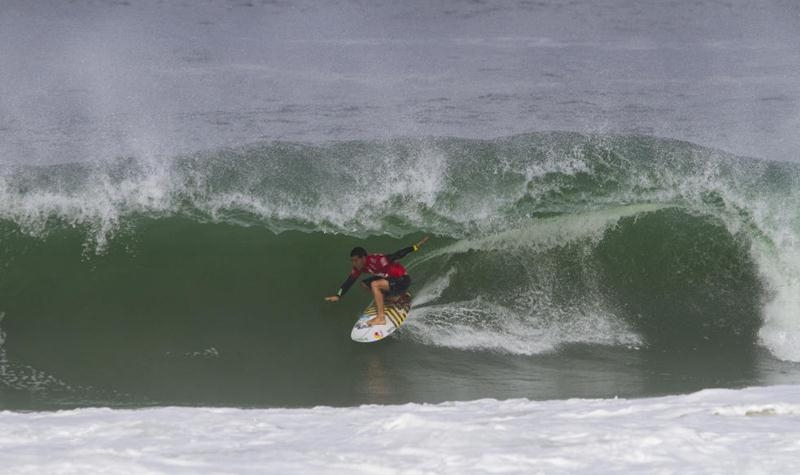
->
[2,0,800,471]
[2,133,800,410]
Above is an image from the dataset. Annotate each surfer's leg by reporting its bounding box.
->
[368,279,390,326]
[386,275,411,302]
[361,276,380,292]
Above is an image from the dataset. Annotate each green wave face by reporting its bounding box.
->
[0,133,798,407]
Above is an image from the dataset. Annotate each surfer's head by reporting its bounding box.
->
[350,246,367,269]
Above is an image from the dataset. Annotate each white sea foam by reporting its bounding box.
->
[2,385,800,474]
[415,203,670,262]
[756,248,800,362]
[410,267,457,306]
[405,206,661,355]
[405,298,640,355]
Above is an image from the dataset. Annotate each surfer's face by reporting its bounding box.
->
[351,255,366,269]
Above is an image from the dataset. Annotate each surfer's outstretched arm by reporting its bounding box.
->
[325,270,361,302]
[386,236,430,261]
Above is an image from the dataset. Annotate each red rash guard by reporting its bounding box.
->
[336,245,417,297]
[352,254,407,279]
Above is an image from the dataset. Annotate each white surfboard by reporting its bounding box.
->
[350,292,412,343]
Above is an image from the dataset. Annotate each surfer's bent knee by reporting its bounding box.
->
[370,279,387,289]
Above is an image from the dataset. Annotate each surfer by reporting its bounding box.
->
[325,236,430,326]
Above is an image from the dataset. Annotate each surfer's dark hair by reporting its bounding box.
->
[350,247,367,258]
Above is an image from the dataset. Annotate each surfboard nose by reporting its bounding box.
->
[350,319,394,343]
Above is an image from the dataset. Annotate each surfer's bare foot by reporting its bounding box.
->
[367,316,386,326]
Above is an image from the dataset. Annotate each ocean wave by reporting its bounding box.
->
[0,133,798,363]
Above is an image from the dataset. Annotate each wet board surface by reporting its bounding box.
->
[350,292,412,343]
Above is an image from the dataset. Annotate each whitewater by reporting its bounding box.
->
[3,385,800,474]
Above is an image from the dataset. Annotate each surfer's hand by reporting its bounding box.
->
[325,296,340,302]
[414,236,430,249]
